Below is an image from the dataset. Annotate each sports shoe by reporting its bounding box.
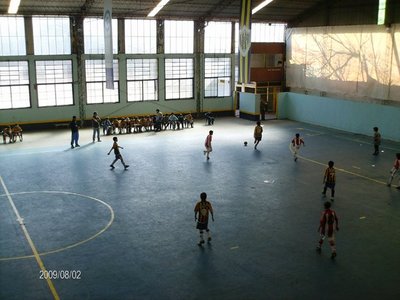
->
[124,165,130,170]
[71,145,74,149]
[331,252,337,259]
[294,157,298,162]
[198,240,205,246]
[110,165,115,169]
[207,237,212,242]
[75,144,80,147]
[387,183,391,187]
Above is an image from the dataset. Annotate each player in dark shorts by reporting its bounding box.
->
[194,192,214,246]
[107,137,129,170]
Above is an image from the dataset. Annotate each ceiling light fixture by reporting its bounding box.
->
[147,0,170,17]
[252,0,274,15]
[8,0,21,14]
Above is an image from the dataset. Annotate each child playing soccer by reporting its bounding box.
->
[291,133,305,161]
[322,161,336,200]
[316,201,339,259]
[373,127,381,155]
[254,121,263,150]
[387,153,400,189]
[204,130,213,160]
[194,192,214,246]
[107,137,129,170]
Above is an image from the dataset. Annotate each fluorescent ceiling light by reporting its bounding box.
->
[252,0,274,15]
[147,0,170,17]
[8,0,21,14]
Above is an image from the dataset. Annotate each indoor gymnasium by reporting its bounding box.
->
[0,1,399,299]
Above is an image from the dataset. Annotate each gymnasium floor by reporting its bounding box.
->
[0,117,399,300]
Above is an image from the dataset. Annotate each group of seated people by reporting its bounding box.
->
[1,124,23,144]
[101,113,194,135]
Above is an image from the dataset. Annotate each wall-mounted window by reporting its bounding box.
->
[165,58,194,100]
[0,16,26,56]
[33,16,71,55]
[85,59,119,104]
[204,58,231,97]
[204,22,232,54]
[251,23,285,43]
[234,22,286,53]
[125,19,156,54]
[84,18,118,54]
[127,59,158,102]
[164,20,194,54]
[0,61,30,109]
[36,60,73,107]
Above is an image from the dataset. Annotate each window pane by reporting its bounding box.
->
[36,60,72,84]
[204,22,232,54]
[0,61,30,109]
[127,59,158,102]
[0,86,12,109]
[33,17,71,55]
[37,84,56,107]
[204,58,231,97]
[85,59,119,82]
[205,78,217,97]
[164,20,194,54]
[165,58,194,99]
[125,19,156,54]
[36,60,73,107]
[0,16,26,55]
[128,81,143,102]
[86,59,119,104]
[251,23,286,43]
[84,18,118,54]
[11,85,30,108]
[87,82,103,104]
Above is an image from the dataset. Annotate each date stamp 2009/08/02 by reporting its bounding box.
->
[39,270,81,280]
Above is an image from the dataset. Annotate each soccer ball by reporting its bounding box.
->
[244,141,248,146]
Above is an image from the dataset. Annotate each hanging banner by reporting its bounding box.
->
[238,0,252,83]
[104,0,114,89]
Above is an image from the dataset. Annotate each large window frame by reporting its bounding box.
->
[204,22,232,54]
[165,58,194,100]
[84,18,118,54]
[35,60,73,107]
[85,59,119,104]
[164,20,194,54]
[0,16,26,56]
[204,57,231,98]
[125,19,156,54]
[0,61,30,109]
[127,59,158,102]
[32,16,71,55]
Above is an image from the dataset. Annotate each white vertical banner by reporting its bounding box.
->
[104,0,114,89]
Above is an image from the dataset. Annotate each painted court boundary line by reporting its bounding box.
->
[0,176,60,300]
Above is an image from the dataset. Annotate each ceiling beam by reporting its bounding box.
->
[201,0,238,20]
[80,0,97,14]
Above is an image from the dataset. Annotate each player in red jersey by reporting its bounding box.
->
[194,192,214,246]
[291,133,305,161]
[387,153,400,189]
[316,201,339,259]
[322,161,336,201]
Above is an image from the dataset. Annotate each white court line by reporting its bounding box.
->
[0,176,60,300]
